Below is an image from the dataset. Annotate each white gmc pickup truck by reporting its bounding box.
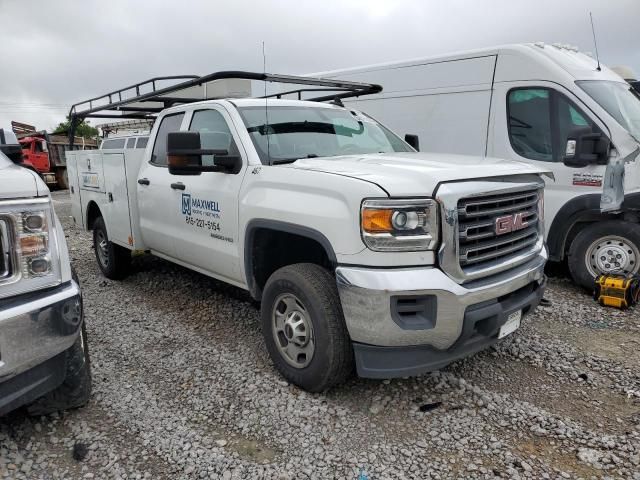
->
[66,72,549,391]
[0,128,91,415]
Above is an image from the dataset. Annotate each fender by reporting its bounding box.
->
[548,192,640,261]
[244,219,337,299]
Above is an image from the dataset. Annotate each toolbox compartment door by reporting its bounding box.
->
[101,153,133,248]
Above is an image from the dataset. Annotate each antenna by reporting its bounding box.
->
[589,12,601,71]
[262,41,271,164]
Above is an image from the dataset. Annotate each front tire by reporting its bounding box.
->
[261,263,353,392]
[93,216,131,280]
[568,220,640,289]
[27,322,92,416]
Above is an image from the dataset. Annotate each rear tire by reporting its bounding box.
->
[261,263,353,392]
[93,216,131,280]
[568,220,640,290]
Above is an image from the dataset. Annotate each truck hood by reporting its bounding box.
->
[288,152,550,196]
[0,161,42,199]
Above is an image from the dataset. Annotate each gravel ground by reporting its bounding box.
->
[1,190,639,479]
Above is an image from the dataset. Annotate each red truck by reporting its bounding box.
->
[12,121,98,189]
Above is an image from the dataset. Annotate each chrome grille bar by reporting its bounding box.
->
[0,219,12,280]
[458,188,541,271]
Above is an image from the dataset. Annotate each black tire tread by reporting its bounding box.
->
[262,263,353,392]
[27,323,92,416]
[568,220,640,290]
[93,216,131,280]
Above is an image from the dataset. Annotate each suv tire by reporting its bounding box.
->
[261,263,353,392]
[568,220,640,290]
[93,216,131,280]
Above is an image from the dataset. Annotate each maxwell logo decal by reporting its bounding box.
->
[181,193,191,215]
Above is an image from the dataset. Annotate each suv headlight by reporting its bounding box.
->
[361,199,439,251]
[0,197,62,299]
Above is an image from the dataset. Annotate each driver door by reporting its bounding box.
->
[489,81,611,231]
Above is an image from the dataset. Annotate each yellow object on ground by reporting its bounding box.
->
[593,274,640,309]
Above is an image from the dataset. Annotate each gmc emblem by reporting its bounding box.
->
[495,213,529,235]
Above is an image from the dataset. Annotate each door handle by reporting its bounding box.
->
[138,178,150,185]
[171,182,186,190]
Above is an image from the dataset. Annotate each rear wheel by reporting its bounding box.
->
[568,220,640,289]
[261,263,353,392]
[93,216,131,280]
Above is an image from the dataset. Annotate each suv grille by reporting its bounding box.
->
[0,219,13,280]
[458,189,540,269]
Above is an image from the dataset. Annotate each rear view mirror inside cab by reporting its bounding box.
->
[167,131,241,175]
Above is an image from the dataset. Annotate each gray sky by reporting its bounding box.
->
[1,0,638,130]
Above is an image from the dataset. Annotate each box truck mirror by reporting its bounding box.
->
[167,131,241,175]
[563,128,610,168]
[404,134,420,151]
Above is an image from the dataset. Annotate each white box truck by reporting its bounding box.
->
[66,71,549,392]
[313,43,640,289]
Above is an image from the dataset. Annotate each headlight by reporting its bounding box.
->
[361,199,439,251]
[0,197,62,299]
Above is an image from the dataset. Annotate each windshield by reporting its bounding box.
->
[577,80,640,141]
[237,105,412,164]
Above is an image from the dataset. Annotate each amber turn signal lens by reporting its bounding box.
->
[20,235,48,256]
[362,209,393,233]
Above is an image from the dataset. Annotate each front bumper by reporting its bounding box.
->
[0,280,82,414]
[336,250,547,378]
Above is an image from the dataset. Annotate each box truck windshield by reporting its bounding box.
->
[577,80,640,141]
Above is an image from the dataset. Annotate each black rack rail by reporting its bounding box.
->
[68,71,382,145]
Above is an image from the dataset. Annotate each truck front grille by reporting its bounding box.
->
[0,219,12,280]
[457,189,540,270]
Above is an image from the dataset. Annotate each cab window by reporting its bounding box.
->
[126,137,136,148]
[188,109,238,167]
[507,88,601,162]
[151,113,184,166]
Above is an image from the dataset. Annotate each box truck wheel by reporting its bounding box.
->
[93,216,131,280]
[55,167,69,190]
[260,263,353,392]
[568,220,640,289]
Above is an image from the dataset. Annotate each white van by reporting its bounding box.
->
[313,43,640,289]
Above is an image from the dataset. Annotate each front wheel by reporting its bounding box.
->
[93,216,131,280]
[568,220,640,289]
[27,322,92,416]
[261,263,353,392]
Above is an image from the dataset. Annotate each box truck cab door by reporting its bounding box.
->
[490,81,611,234]
[137,112,186,258]
[172,106,246,284]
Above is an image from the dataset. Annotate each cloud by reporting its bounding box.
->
[0,0,638,130]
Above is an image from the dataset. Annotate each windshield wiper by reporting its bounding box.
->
[270,154,319,165]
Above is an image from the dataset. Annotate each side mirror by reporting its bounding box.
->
[563,127,610,168]
[167,131,241,175]
[404,134,420,151]
[0,128,24,164]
